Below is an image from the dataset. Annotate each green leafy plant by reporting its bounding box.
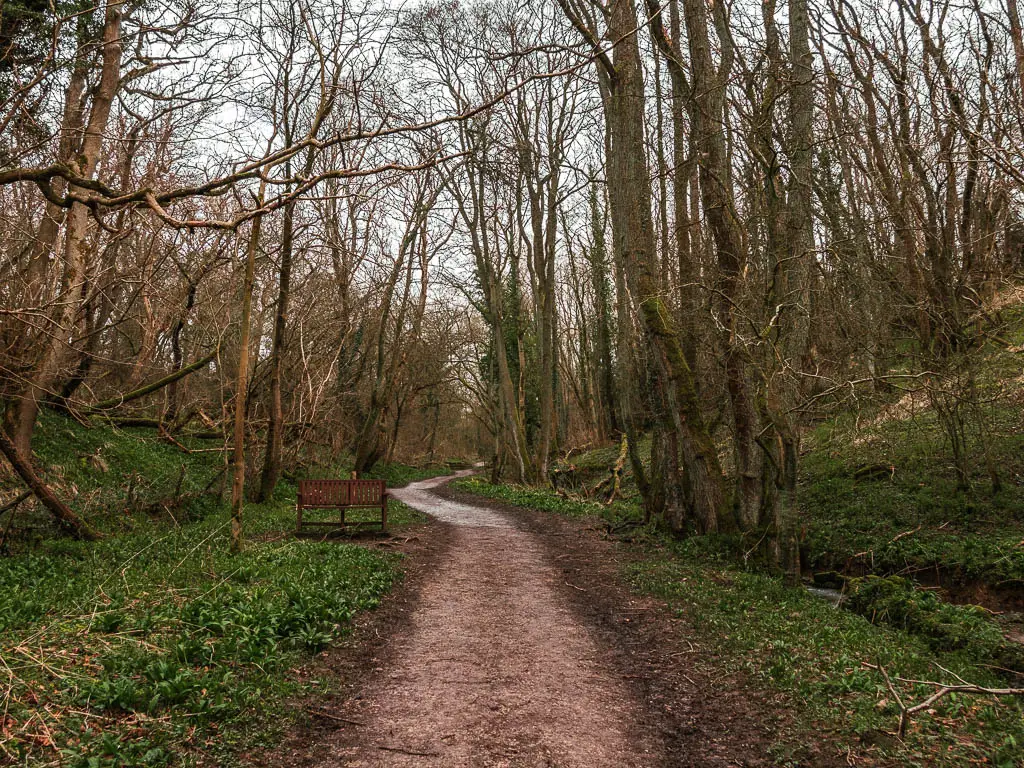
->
[0,413,416,765]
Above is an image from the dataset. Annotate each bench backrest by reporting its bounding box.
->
[298,478,385,507]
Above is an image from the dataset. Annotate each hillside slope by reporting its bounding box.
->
[0,414,443,766]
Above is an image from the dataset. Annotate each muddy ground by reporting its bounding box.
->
[255,475,844,767]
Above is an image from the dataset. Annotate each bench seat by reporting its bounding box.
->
[296,478,387,533]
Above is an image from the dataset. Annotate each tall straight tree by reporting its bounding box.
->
[586,175,618,441]
[760,0,814,583]
[256,0,345,501]
[231,207,264,554]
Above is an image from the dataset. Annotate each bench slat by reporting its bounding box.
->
[297,478,387,534]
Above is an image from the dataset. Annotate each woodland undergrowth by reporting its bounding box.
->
[453,441,1024,768]
[0,414,443,767]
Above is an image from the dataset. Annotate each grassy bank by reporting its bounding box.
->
[796,313,1024,590]
[0,414,448,766]
[453,476,1024,767]
[800,410,1024,590]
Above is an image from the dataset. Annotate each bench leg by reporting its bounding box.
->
[296,506,303,534]
[381,500,387,532]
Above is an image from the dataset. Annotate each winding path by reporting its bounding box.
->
[316,473,661,767]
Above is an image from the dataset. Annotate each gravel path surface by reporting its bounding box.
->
[316,473,661,767]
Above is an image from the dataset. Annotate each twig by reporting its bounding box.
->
[0,491,31,551]
[0,491,31,515]
[870,659,909,736]
[890,525,922,544]
[743,528,770,563]
[307,707,365,726]
[158,424,192,454]
[377,745,441,757]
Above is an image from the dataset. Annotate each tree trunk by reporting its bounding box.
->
[9,0,124,456]
[1008,0,1024,97]
[668,0,700,374]
[492,308,533,483]
[165,277,200,423]
[588,177,619,440]
[86,350,217,412]
[230,212,263,553]
[762,0,815,585]
[256,197,295,501]
[3,40,86,436]
[600,0,727,532]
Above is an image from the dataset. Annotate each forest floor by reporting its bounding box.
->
[260,473,825,768]
[0,413,453,767]
[4,411,1022,766]
[441,476,1024,767]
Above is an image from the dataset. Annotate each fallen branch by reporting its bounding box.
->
[561,442,591,462]
[587,475,612,499]
[99,417,221,441]
[83,349,217,412]
[197,409,220,430]
[864,661,1024,737]
[101,417,165,428]
[201,464,229,495]
[377,745,440,757]
[606,434,628,506]
[890,525,922,544]
[0,426,100,540]
[0,490,32,515]
[0,490,31,551]
[157,424,191,454]
[307,707,365,726]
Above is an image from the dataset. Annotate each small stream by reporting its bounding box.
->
[805,585,846,605]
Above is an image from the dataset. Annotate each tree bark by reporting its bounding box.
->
[164,274,201,423]
[588,179,619,440]
[1008,0,1024,97]
[256,197,295,501]
[773,0,815,584]
[230,212,263,553]
[8,0,123,457]
[86,350,217,413]
[599,0,727,532]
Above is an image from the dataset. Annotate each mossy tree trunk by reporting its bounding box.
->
[558,0,729,532]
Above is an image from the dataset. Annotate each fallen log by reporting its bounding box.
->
[101,417,221,440]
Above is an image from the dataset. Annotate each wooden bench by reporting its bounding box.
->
[296,478,388,534]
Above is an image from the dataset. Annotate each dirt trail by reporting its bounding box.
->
[314,473,662,767]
